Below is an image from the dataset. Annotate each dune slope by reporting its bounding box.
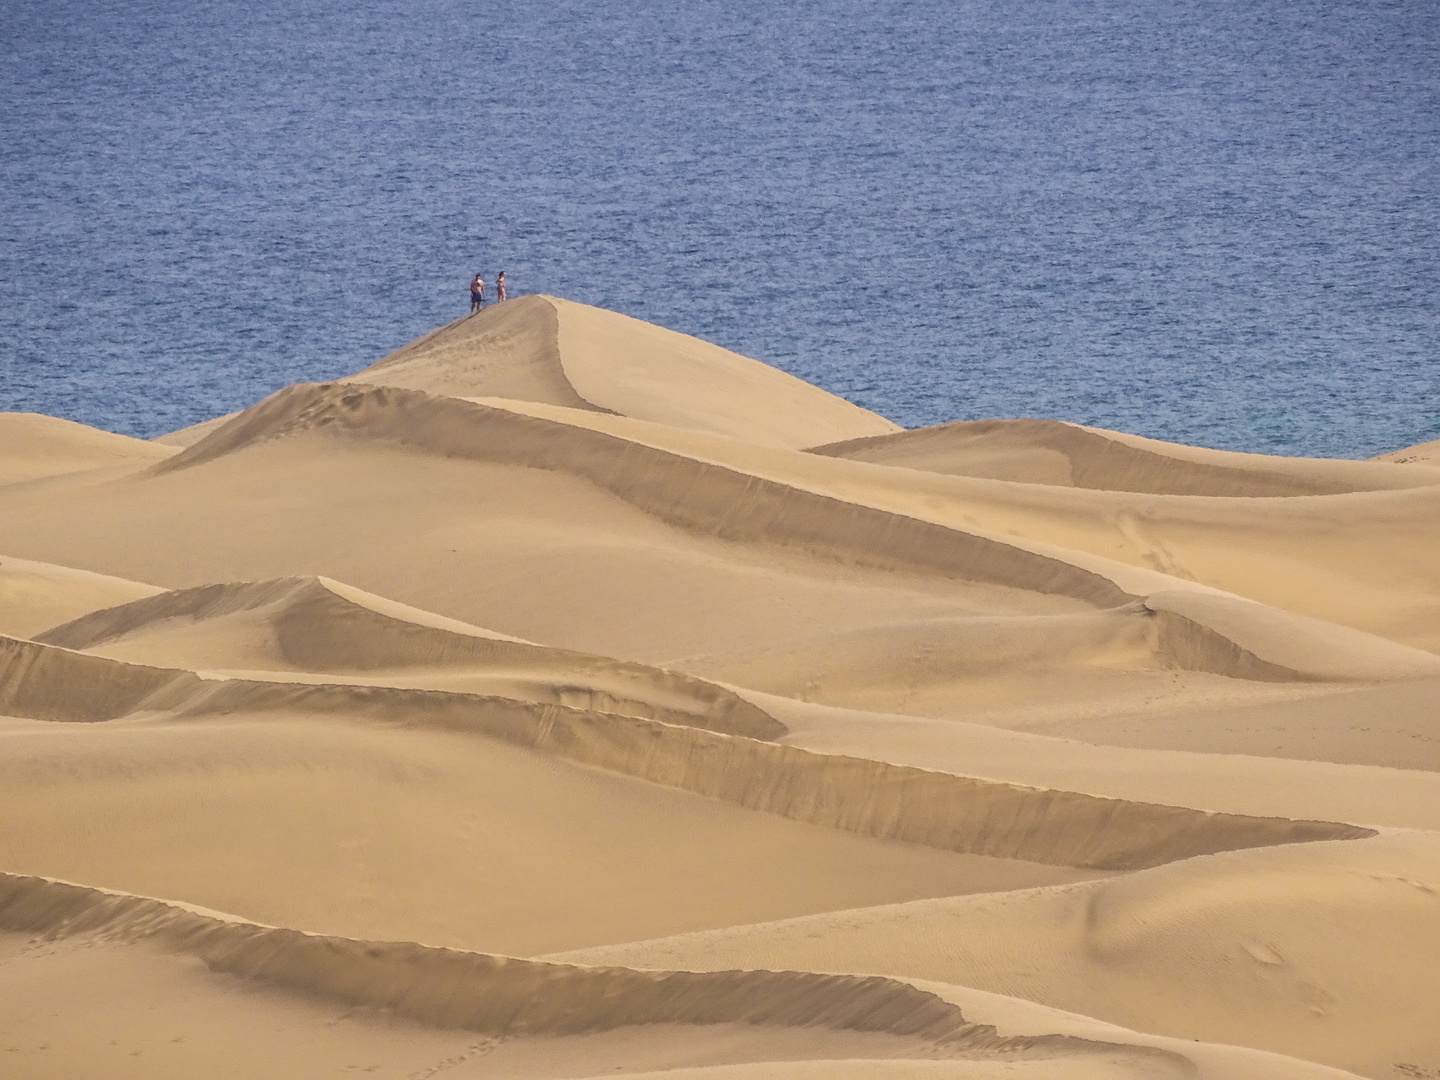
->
[349,294,900,448]
[35,576,782,736]
[811,418,1440,495]
[0,412,176,487]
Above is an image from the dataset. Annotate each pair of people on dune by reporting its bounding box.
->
[470,271,506,312]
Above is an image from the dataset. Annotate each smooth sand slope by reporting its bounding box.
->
[348,295,901,448]
[1,295,1436,1080]
[0,412,176,486]
[1373,436,1440,467]
[811,417,1440,496]
[0,554,162,639]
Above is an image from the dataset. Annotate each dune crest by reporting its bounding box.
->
[349,294,899,448]
[554,831,1440,1079]
[1,869,1191,1079]
[156,381,1135,610]
[36,575,780,736]
[811,418,1440,495]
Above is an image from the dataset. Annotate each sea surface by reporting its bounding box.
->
[3,0,1438,458]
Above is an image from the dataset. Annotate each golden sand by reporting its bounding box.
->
[1,295,1437,1079]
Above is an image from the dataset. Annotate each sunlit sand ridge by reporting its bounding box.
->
[1,294,1437,1080]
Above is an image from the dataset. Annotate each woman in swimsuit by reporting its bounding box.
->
[470,274,486,313]
[496,271,507,303]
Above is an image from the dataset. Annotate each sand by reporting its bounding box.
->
[1,297,1436,1080]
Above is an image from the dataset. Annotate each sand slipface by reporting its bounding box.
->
[0,296,1436,1080]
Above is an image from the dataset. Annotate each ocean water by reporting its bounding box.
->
[2,0,1437,458]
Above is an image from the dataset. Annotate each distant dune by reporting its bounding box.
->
[1372,436,1440,467]
[1,296,1435,1080]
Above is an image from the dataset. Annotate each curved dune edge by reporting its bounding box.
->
[0,872,1091,1055]
[0,635,1373,870]
[154,382,1133,608]
[547,832,1440,1079]
[348,294,604,413]
[348,295,899,449]
[1145,590,1440,683]
[35,576,782,738]
[546,296,900,448]
[810,418,1440,496]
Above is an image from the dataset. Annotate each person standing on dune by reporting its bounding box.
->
[470,273,486,313]
[496,271,507,303]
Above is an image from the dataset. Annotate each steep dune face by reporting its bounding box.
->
[0,873,1013,1047]
[349,295,900,448]
[3,689,1056,955]
[548,296,901,447]
[4,298,1437,1080]
[348,294,598,410]
[675,604,1391,729]
[156,380,1440,673]
[0,635,199,722]
[416,394,1440,659]
[0,412,176,485]
[811,418,1440,495]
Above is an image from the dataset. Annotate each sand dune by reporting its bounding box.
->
[0,411,175,485]
[2,297,1436,1079]
[760,693,1440,831]
[811,417,1440,495]
[4,702,1082,955]
[678,601,1440,731]
[489,396,1440,654]
[0,632,1367,872]
[158,381,1131,609]
[151,409,241,447]
[1372,437,1440,466]
[349,295,900,448]
[556,831,1440,1080]
[405,391,1440,657]
[36,575,781,735]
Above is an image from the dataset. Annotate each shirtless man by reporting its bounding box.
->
[470,273,486,313]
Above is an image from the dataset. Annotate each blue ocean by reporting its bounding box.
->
[3,0,1437,458]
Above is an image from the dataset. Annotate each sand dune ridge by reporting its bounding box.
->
[0,633,1372,870]
[36,575,780,736]
[0,872,1094,1055]
[811,418,1440,495]
[158,381,1135,608]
